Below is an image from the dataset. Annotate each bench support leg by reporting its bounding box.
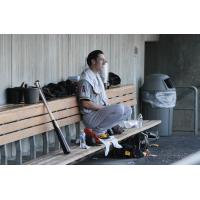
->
[15,140,22,165]
[29,136,36,160]
[75,122,80,140]
[54,130,61,150]
[131,106,136,120]
[0,145,8,165]
[42,132,49,155]
[65,125,70,143]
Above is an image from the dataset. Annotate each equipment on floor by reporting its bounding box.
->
[144,131,159,142]
[109,132,150,159]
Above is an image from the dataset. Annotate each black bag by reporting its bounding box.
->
[42,83,57,100]
[109,132,149,159]
[109,72,121,86]
[131,132,149,152]
[65,79,77,96]
[41,79,78,100]
[109,143,135,159]
[42,85,56,100]
[56,81,68,97]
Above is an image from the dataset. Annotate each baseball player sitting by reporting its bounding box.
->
[77,50,132,142]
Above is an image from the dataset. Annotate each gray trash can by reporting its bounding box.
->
[141,74,176,136]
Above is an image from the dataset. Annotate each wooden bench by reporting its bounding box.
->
[0,84,161,165]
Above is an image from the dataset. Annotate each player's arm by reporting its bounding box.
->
[81,99,104,111]
[78,80,105,111]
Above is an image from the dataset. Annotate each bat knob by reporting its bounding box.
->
[34,80,41,88]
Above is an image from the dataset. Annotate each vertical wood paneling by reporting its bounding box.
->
[0,35,12,105]
[110,35,136,85]
[68,34,88,75]
[12,34,70,87]
[68,34,111,76]
[109,34,159,87]
[134,34,145,88]
[86,34,111,64]
[11,34,158,88]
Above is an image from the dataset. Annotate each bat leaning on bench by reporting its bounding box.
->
[35,80,71,154]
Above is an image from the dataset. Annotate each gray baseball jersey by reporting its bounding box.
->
[78,79,107,115]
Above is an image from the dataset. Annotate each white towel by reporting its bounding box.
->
[99,136,122,157]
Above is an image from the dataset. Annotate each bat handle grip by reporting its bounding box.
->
[34,80,41,88]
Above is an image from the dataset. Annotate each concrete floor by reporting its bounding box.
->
[77,133,200,165]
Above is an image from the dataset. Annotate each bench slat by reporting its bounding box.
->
[122,99,137,107]
[0,107,79,135]
[0,115,81,145]
[108,93,136,104]
[106,85,136,98]
[0,97,78,124]
[0,104,24,112]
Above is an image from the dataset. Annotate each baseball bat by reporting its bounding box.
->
[35,80,71,154]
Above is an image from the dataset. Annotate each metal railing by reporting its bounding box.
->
[173,86,198,135]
